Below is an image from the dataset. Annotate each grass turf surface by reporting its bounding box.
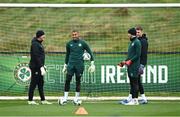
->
[0,100,180,116]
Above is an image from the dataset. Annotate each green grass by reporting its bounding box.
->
[0,100,180,116]
[0,7,180,52]
[0,0,179,3]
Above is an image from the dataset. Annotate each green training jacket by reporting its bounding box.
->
[65,39,94,65]
[126,37,141,77]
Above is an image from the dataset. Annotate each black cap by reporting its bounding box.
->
[128,28,136,36]
[36,30,45,38]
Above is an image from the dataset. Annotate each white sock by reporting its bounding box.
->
[74,92,80,101]
[127,94,132,101]
[64,92,68,101]
[141,94,147,100]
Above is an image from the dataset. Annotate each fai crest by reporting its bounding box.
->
[14,63,31,86]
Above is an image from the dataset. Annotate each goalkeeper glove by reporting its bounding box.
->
[88,61,95,73]
[138,64,144,75]
[44,65,47,71]
[125,60,132,66]
[117,61,125,67]
[62,64,67,74]
[40,66,47,76]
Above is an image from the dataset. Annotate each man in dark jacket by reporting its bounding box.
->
[118,28,141,105]
[136,26,148,104]
[28,30,52,105]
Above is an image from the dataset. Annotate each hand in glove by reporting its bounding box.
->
[40,66,47,76]
[138,64,144,75]
[125,60,132,66]
[62,64,67,74]
[88,61,95,73]
[117,61,125,67]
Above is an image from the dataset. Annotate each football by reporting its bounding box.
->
[83,52,91,61]
[58,98,67,105]
[73,100,82,106]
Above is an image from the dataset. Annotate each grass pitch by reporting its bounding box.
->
[0,100,180,116]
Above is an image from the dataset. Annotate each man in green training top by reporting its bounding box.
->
[118,28,141,105]
[58,30,95,105]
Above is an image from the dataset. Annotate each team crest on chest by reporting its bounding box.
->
[78,43,82,47]
[70,44,73,47]
[131,43,134,46]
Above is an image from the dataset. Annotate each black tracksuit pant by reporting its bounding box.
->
[130,75,144,96]
[137,75,144,94]
[129,76,139,98]
[28,68,45,101]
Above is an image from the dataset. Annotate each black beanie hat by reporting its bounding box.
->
[128,28,136,36]
[36,30,45,38]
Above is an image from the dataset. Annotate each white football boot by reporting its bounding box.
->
[28,101,39,105]
[124,99,139,105]
[41,100,52,105]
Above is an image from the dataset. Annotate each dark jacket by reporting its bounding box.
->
[138,34,148,66]
[126,37,141,77]
[29,37,45,69]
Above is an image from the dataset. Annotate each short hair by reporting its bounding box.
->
[136,26,143,31]
[128,28,136,36]
[36,30,45,38]
[72,30,79,33]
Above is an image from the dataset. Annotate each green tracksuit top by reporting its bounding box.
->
[65,39,94,65]
[126,37,141,77]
